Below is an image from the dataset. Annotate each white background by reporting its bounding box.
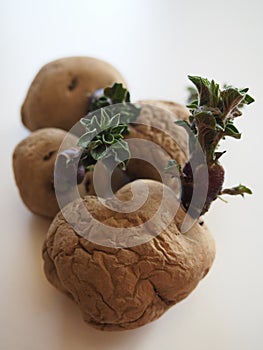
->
[1,1,263,349]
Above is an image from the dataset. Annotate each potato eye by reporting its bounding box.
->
[68,77,78,91]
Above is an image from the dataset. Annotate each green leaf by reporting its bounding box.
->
[93,114,102,131]
[78,108,132,170]
[94,96,109,110]
[214,151,226,161]
[195,111,217,159]
[89,84,129,112]
[186,75,254,163]
[224,121,241,139]
[100,108,111,129]
[112,103,141,124]
[111,125,127,136]
[89,138,102,148]
[221,88,244,116]
[104,83,130,103]
[187,102,199,109]
[221,184,252,196]
[209,80,220,107]
[102,133,115,144]
[243,93,255,105]
[188,75,211,105]
[195,111,216,129]
[108,113,120,128]
[238,185,252,194]
[239,88,249,93]
[90,144,108,160]
[88,83,141,125]
[218,196,228,203]
[216,119,225,131]
[77,129,97,148]
[105,139,131,170]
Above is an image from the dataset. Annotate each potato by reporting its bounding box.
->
[13,128,129,218]
[13,128,78,218]
[126,100,189,185]
[43,179,215,330]
[21,57,126,131]
[14,100,189,219]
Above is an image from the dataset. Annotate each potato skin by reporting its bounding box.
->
[126,100,190,184]
[21,57,126,131]
[12,128,77,218]
[43,180,215,331]
[14,100,189,218]
[82,100,190,197]
[12,128,129,218]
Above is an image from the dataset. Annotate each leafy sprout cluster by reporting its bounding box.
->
[89,83,141,124]
[177,75,254,166]
[89,83,130,110]
[57,84,141,188]
[71,83,142,174]
[78,108,131,170]
[172,76,254,216]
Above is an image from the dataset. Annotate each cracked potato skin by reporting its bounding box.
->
[43,180,215,331]
[21,56,126,131]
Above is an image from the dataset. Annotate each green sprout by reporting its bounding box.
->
[78,108,131,170]
[174,75,254,216]
[89,83,141,124]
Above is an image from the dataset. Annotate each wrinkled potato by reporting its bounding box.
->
[126,100,189,184]
[21,56,126,131]
[43,179,215,331]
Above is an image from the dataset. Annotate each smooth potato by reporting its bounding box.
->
[21,57,126,131]
[13,128,129,218]
[13,128,79,218]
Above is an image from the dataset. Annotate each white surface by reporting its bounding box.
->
[1,0,263,349]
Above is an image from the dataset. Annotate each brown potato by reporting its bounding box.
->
[126,100,190,185]
[21,57,126,131]
[43,179,215,331]
[13,128,78,218]
[14,100,189,219]
[77,99,189,199]
[13,128,129,218]
[81,99,189,196]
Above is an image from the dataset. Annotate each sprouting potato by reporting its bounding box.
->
[21,56,126,131]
